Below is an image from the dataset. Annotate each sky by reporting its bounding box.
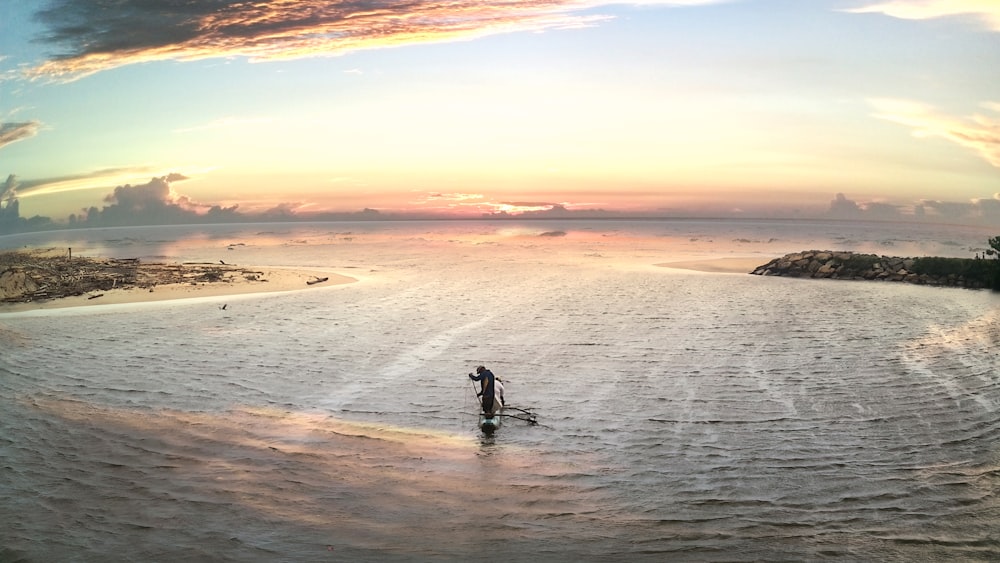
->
[1,0,999,227]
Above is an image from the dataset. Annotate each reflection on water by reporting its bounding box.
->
[2,220,999,561]
[7,398,608,561]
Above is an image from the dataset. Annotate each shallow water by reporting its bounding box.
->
[2,220,998,561]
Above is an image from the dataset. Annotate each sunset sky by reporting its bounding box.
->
[1,0,998,225]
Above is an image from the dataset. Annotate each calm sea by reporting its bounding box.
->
[1,220,998,561]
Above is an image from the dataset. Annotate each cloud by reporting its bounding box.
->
[920,193,1000,224]
[869,98,1000,168]
[27,0,726,80]
[827,192,863,218]
[846,0,1000,31]
[976,192,1000,220]
[1,174,18,201]
[103,173,191,209]
[15,166,161,198]
[827,193,907,221]
[82,173,243,226]
[426,192,484,201]
[0,121,41,149]
[501,200,563,208]
[830,192,999,225]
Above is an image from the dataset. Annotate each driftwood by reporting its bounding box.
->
[0,248,269,304]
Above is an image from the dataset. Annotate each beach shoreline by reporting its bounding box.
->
[0,268,356,312]
[656,257,768,274]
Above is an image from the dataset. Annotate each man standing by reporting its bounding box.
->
[469,365,500,415]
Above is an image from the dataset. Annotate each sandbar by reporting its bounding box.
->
[656,257,770,274]
[1,265,355,313]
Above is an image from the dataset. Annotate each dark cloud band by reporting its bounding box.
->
[28,0,630,79]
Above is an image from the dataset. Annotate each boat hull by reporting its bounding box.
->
[478,412,501,434]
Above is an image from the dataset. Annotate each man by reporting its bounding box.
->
[469,365,502,415]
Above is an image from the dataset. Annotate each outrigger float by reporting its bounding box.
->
[478,407,539,434]
[476,406,539,435]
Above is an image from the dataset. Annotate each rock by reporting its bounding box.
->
[816,263,837,276]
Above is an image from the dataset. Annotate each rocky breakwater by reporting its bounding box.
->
[751,250,992,289]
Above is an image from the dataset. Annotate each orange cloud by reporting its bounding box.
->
[869,98,1000,168]
[847,1,1000,31]
[28,0,724,80]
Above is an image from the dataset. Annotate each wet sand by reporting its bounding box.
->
[656,257,769,274]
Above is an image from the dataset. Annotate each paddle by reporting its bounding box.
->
[470,378,484,411]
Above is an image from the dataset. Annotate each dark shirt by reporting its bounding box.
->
[469,369,496,403]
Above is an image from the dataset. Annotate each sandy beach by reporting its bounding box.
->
[656,257,769,274]
[0,265,355,313]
